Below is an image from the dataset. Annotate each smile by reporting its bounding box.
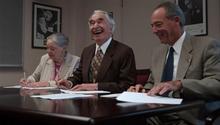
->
[92,27,104,35]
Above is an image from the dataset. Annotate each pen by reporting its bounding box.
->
[23,72,26,80]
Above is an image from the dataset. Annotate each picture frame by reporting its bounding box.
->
[176,0,207,36]
[32,2,62,49]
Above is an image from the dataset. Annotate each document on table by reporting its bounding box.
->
[31,93,93,100]
[4,85,21,88]
[22,86,57,90]
[4,85,57,90]
[61,89,110,94]
[116,92,183,105]
[100,93,121,98]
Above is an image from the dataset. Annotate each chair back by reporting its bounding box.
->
[135,69,150,85]
[204,101,220,125]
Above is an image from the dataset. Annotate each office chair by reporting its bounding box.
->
[205,108,220,125]
[135,69,151,85]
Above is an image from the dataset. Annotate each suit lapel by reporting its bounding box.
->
[176,33,193,79]
[60,62,68,79]
[83,45,96,81]
[59,53,71,78]
[45,58,54,80]
[96,40,115,81]
[156,46,169,82]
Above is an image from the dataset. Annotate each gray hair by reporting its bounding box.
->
[154,1,185,28]
[46,33,69,47]
[89,10,116,33]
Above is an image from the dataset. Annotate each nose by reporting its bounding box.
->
[90,23,97,30]
[151,25,158,33]
[93,21,100,27]
[47,48,52,54]
[47,48,50,53]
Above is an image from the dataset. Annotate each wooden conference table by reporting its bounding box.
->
[0,87,204,125]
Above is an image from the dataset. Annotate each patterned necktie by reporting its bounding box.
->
[161,47,174,82]
[90,47,104,82]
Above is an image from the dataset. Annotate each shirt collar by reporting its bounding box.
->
[172,31,186,54]
[95,37,112,54]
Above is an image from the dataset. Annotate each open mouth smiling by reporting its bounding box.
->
[92,27,104,35]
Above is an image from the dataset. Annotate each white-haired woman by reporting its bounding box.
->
[20,33,80,87]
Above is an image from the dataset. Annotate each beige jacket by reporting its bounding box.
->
[146,33,220,124]
[27,53,80,82]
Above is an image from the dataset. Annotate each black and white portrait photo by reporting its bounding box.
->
[32,3,61,48]
[178,0,203,25]
[176,0,207,36]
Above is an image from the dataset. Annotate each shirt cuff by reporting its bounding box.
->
[48,81,57,87]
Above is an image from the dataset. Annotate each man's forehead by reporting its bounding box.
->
[90,12,105,20]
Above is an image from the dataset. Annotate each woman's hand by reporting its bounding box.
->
[20,81,49,87]
[19,78,32,87]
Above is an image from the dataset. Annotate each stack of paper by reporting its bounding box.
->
[116,92,183,105]
[100,93,121,98]
[4,85,21,88]
[4,85,57,90]
[22,86,57,90]
[60,89,110,94]
[30,90,111,100]
[31,93,93,100]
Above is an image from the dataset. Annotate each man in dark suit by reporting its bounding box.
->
[58,10,136,93]
[128,2,220,125]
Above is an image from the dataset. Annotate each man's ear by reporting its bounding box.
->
[174,16,180,23]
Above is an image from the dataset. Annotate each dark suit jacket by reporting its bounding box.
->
[68,39,136,93]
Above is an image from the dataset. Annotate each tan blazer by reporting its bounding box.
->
[146,33,220,124]
[27,53,80,82]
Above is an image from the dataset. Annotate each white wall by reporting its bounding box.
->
[0,0,84,85]
[207,0,220,40]
[122,0,163,69]
[0,0,220,85]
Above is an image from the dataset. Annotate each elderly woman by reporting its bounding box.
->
[20,33,80,87]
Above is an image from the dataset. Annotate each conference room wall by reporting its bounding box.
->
[0,0,85,86]
[0,0,220,85]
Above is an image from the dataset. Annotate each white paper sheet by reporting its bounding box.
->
[60,89,110,94]
[116,92,183,105]
[4,85,21,88]
[22,86,57,90]
[100,93,121,98]
[3,85,57,90]
[31,93,93,100]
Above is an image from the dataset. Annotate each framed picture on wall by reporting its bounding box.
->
[32,2,62,49]
[176,0,207,36]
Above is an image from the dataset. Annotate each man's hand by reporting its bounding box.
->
[70,83,98,91]
[127,84,146,92]
[57,79,73,89]
[147,80,182,96]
